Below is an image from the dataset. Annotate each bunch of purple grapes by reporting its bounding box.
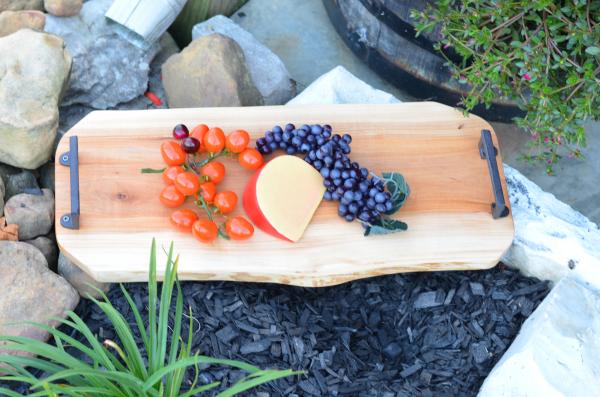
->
[256,123,392,224]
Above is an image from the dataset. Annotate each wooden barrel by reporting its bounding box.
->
[323,0,523,122]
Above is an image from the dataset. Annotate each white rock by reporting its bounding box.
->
[502,165,600,289]
[287,66,400,105]
[192,15,295,105]
[478,276,600,397]
[44,0,160,109]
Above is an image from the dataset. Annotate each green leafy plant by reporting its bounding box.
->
[412,0,599,173]
[169,0,248,47]
[0,240,298,396]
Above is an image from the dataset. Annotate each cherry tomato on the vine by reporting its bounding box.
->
[225,216,254,240]
[225,129,250,153]
[201,161,226,184]
[174,171,200,196]
[197,181,216,203]
[170,209,198,233]
[192,219,218,243]
[162,166,185,185]
[161,141,186,166]
[214,191,238,214]
[190,124,209,150]
[203,127,226,153]
[238,148,264,170]
[159,185,185,208]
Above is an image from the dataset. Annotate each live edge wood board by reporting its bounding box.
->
[55,103,514,287]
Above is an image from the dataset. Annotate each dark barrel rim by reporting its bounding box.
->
[323,0,525,122]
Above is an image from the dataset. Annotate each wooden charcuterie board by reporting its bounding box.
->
[55,103,514,286]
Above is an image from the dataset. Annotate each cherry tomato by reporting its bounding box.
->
[190,124,209,151]
[225,129,250,153]
[201,161,226,184]
[214,191,238,214]
[174,171,200,196]
[170,209,198,233]
[238,148,264,170]
[162,166,185,185]
[203,127,226,153]
[161,141,186,166]
[192,219,218,243]
[225,216,254,240]
[159,185,185,208]
[197,181,216,203]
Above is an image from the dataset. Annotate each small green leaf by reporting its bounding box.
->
[585,46,600,55]
[381,172,410,215]
[363,218,408,236]
[141,167,165,174]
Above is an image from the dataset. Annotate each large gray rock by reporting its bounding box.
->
[192,15,295,105]
[288,66,400,105]
[25,236,58,271]
[162,33,263,108]
[0,0,43,11]
[4,189,54,240]
[44,0,160,109]
[502,165,600,290]
[478,277,600,397]
[0,29,71,169]
[5,170,40,199]
[0,241,79,359]
[58,252,111,299]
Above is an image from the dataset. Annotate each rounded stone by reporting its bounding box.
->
[0,0,44,11]
[0,241,79,360]
[0,29,71,169]
[44,0,82,17]
[4,189,54,240]
[58,252,111,299]
[25,236,58,270]
[0,10,45,37]
[162,33,263,108]
[5,170,40,199]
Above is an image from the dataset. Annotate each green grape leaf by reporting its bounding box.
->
[381,172,410,215]
[363,218,408,236]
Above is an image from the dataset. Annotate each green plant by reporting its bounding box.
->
[169,0,248,47]
[0,240,298,396]
[412,0,599,173]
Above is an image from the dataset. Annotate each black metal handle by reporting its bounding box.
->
[479,130,509,219]
[59,136,80,229]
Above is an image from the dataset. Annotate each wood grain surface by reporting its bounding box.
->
[55,103,514,286]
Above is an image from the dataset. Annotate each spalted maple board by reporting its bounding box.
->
[55,103,514,287]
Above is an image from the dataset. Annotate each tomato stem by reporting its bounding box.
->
[195,196,214,221]
[141,167,166,174]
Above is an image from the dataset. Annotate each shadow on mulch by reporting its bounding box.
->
[1,264,549,396]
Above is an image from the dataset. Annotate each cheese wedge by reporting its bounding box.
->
[243,155,325,242]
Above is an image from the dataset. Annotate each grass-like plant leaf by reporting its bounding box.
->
[0,239,300,396]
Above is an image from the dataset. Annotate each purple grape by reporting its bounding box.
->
[182,137,200,153]
[173,124,189,140]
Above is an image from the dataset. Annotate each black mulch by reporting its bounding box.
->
[2,264,549,396]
